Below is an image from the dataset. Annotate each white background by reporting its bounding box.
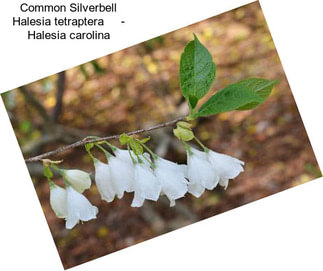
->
[0,0,322,270]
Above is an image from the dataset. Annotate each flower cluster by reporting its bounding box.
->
[93,148,189,208]
[93,146,244,208]
[47,139,244,229]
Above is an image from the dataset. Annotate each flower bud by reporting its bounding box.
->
[61,169,91,193]
[173,126,194,141]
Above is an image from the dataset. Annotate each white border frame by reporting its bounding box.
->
[0,1,322,270]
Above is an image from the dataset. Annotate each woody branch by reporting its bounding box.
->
[24,115,186,163]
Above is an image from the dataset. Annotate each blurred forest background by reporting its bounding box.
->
[2,2,321,269]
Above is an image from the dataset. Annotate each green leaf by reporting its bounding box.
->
[197,78,278,117]
[180,34,216,110]
[188,95,198,109]
[236,78,278,110]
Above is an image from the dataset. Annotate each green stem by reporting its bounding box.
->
[186,109,197,121]
[135,153,143,164]
[194,136,208,152]
[141,153,155,169]
[183,141,193,156]
[63,176,70,187]
[138,140,158,160]
[50,164,62,175]
[95,143,112,158]
[104,141,117,152]
[85,147,96,160]
[127,144,137,164]
[50,164,70,187]
[48,178,55,189]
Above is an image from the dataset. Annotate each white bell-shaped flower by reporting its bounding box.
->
[65,186,98,229]
[187,147,219,197]
[109,155,134,193]
[49,183,67,218]
[131,163,162,207]
[206,150,244,189]
[60,169,91,193]
[93,159,121,202]
[154,157,188,206]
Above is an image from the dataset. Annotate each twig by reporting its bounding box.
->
[24,116,185,163]
[52,71,66,122]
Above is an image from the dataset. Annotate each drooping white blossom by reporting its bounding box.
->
[109,155,134,193]
[154,157,188,206]
[206,149,244,189]
[187,147,219,197]
[60,169,91,193]
[65,186,98,229]
[131,163,162,207]
[49,183,67,218]
[93,159,120,202]
[49,183,98,229]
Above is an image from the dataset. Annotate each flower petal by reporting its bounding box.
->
[187,151,218,193]
[65,187,98,229]
[169,199,176,207]
[188,182,205,197]
[190,147,208,160]
[109,156,134,193]
[155,167,188,200]
[207,151,244,180]
[157,157,188,177]
[219,178,229,190]
[131,194,145,207]
[133,163,161,202]
[94,159,117,202]
[49,184,67,218]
